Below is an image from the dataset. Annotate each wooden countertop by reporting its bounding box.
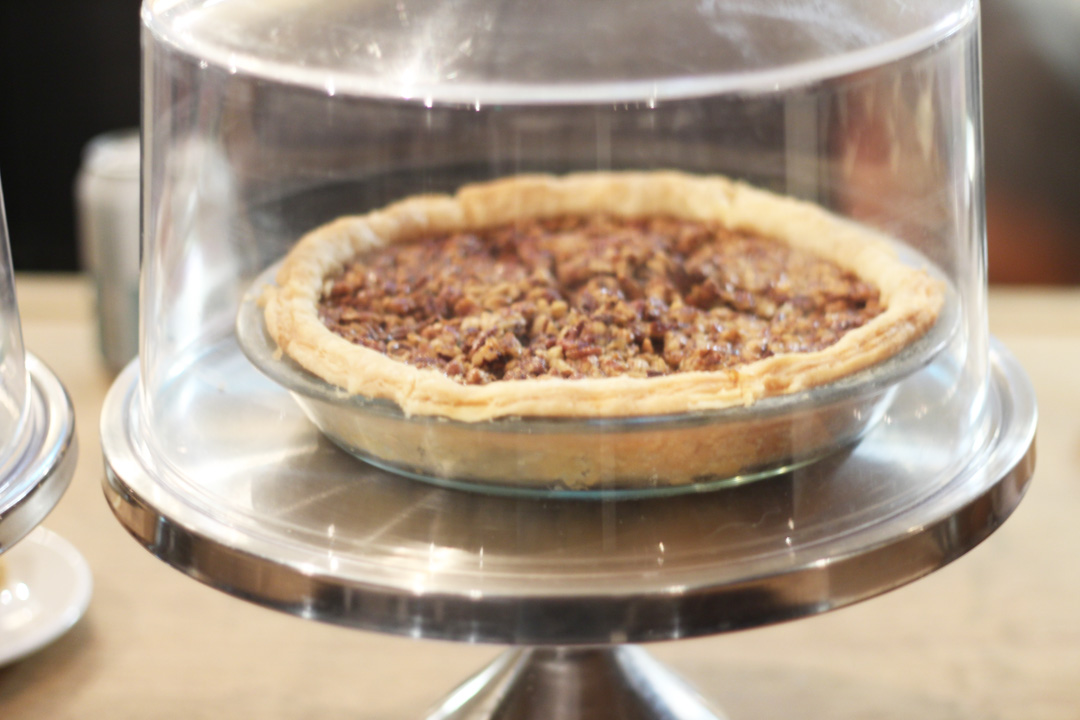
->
[2,275,1077,719]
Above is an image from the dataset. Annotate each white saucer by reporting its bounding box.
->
[0,528,92,666]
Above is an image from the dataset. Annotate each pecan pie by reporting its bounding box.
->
[262,172,944,423]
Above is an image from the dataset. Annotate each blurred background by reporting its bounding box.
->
[0,1,140,271]
[1,0,1078,283]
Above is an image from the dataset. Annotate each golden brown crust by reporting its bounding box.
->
[262,171,944,422]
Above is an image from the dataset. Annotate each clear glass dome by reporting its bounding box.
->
[137,0,989,503]
[0,177,78,552]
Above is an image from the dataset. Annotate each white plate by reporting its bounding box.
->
[0,528,92,666]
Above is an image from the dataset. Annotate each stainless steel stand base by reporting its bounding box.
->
[428,647,724,720]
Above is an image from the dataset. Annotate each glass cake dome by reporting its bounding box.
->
[0,176,78,552]
[134,0,987,499]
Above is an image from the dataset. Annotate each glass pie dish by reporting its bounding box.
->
[237,238,957,497]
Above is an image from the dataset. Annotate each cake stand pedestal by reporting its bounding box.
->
[101,340,1036,719]
[428,646,725,719]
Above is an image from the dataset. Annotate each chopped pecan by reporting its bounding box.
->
[317,214,882,384]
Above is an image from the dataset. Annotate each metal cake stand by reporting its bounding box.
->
[0,354,78,555]
[101,339,1036,719]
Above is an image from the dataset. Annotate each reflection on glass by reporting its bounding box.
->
[0,176,30,479]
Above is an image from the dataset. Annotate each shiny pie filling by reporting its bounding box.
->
[318,214,883,385]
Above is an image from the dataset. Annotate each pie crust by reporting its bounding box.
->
[262,172,944,424]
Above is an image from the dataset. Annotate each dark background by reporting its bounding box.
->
[0,1,141,271]
[1,0,1078,282]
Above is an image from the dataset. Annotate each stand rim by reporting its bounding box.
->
[0,354,79,554]
[101,339,1035,645]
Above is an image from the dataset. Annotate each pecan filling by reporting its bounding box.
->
[318,215,883,385]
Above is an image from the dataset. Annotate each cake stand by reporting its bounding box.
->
[0,354,78,555]
[101,339,1036,719]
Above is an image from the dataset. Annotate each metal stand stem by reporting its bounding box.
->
[427,646,726,720]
